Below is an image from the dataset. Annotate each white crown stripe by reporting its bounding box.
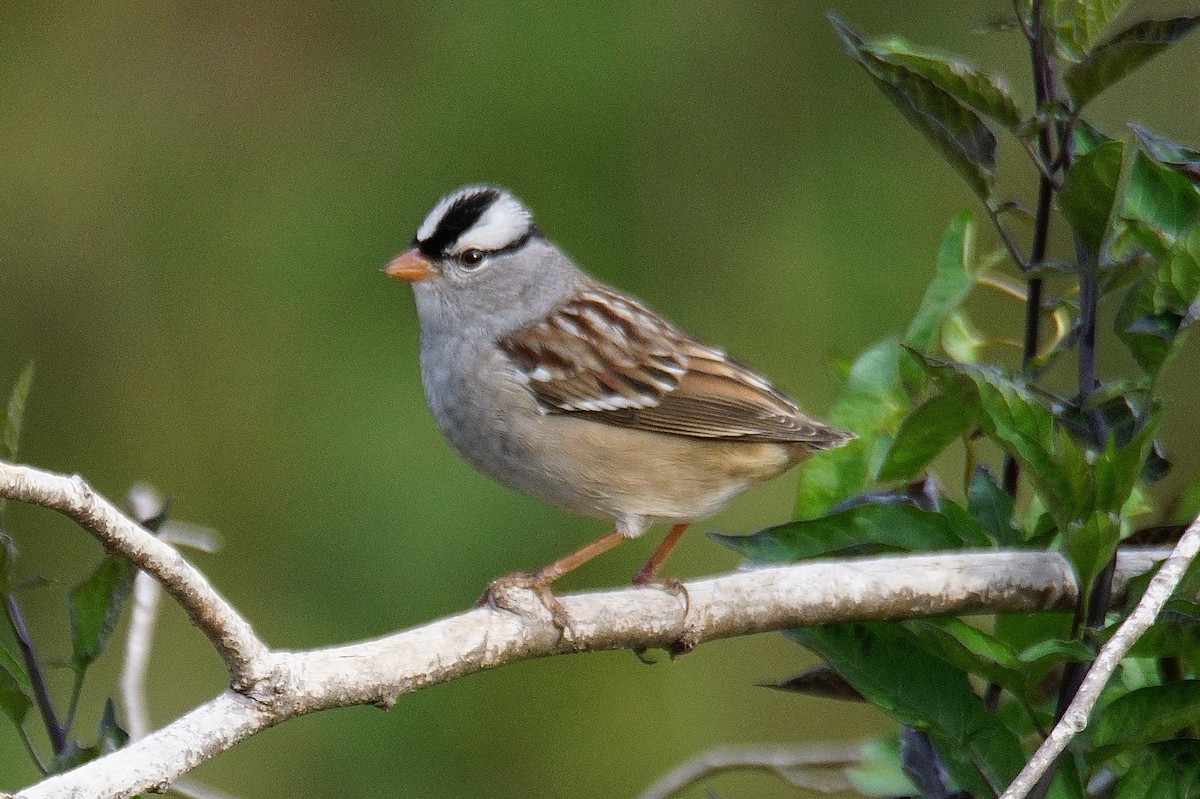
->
[415,186,532,253]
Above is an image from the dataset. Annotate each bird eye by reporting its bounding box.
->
[458,249,485,268]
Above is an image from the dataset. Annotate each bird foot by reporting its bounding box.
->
[632,575,691,617]
[476,572,570,630]
[630,576,696,662]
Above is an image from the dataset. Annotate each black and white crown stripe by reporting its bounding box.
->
[414,186,536,258]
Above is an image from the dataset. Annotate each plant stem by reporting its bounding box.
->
[5,594,67,754]
[1002,0,1056,497]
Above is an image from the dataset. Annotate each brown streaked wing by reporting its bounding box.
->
[498,284,851,447]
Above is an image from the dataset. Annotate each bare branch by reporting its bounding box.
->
[0,461,271,689]
[0,461,1178,799]
[637,743,863,799]
[1000,514,1200,799]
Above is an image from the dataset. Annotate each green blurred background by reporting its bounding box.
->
[2,2,1198,797]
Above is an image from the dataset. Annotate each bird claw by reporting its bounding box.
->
[633,575,691,618]
[477,572,571,630]
[630,576,696,661]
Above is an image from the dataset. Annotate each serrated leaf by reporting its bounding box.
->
[0,642,32,725]
[715,502,989,564]
[1094,409,1160,513]
[1072,118,1115,156]
[1130,123,1200,183]
[1016,638,1095,677]
[878,385,976,482]
[1090,681,1200,764]
[1,362,34,462]
[789,622,1026,798]
[1065,15,1200,107]
[831,14,997,198]
[1059,140,1125,254]
[906,619,1027,694]
[1123,150,1200,241]
[865,44,1023,130]
[796,338,908,517]
[968,467,1019,546]
[1117,227,1200,374]
[1051,0,1130,60]
[69,555,136,671]
[1064,510,1121,594]
[940,310,984,363]
[918,356,1088,529]
[1113,740,1200,799]
[906,211,976,352]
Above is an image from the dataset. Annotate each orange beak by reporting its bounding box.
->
[384,247,435,282]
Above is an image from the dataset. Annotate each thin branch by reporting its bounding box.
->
[0,463,1179,799]
[5,595,66,754]
[636,743,863,799]
[1000,514,1200,799]
[120,571,160,741]
[12,546,1171,799]
[0,462,271,691]
[1003,0,1059,499]
[985,204,1032,272]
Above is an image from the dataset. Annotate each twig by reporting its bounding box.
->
[0,462,271,691]
[0,461,1177,799]
[636,743,863,799]
[120,571,160,741]
[5,595,66,754]
[1000,513,1200,799]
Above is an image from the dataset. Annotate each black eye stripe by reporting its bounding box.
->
[417,189,501,258]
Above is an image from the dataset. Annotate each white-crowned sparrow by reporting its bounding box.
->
[386,185,850,620]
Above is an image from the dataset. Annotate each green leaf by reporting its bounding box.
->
[1064,510,1121,598]
[69,555,136,672]
[878,385,975,482]
[796,338,908,517]
[864,43,1023,130]
[940,310,985,363]
[1090,681,1200,764]
[1059,140,1125,254]
[830,14,997,198]
[1116,227,1200,374]
[968,467,1019,546]
[1016,638,1095,678]
[0,642,32,725]
[95,697,129,751]
[1072,117,1115,156]
[847,736,917,798]
[790,622,1026,798]
[1065,15,1200,107]
[906,619,1027,694]
[905,211,976,353]
[1113,740,1200,799]
[995,612,1075,653]
[1130,123,1200,183]
[1123,150,1200,242]
[1050,0,1130,60]
[1,361,34,462]
[1094,410,1160,513]
[716,501,990,564]
[918,356,1088,529]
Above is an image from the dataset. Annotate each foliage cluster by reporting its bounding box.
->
[714,3,1200,797]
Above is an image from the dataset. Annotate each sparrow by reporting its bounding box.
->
[385,185,851,623]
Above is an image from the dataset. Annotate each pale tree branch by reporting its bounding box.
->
[0,463,270,690]
[999,514,1200,799]
[636,743,863,799]
[0,460,1179,799]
